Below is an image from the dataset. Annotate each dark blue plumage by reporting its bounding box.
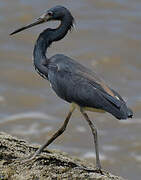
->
[47,55,132,120]
[10,5,133,171]
[33,20,132,120]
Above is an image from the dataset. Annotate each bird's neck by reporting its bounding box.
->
[33,16,72,76]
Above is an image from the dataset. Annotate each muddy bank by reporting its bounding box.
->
[0,132,125,180]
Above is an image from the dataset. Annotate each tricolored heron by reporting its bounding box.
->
[10,5,133,172]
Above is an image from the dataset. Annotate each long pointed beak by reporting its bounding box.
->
[10,13,50,35]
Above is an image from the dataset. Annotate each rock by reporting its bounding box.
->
[0,132,126,180]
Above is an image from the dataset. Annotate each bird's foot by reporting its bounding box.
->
[15,148,51,164]
[13,155,37,165]
[22,154,38,164]
[75,165,104,174]
[14,149,43,165]
[94,167,104,175]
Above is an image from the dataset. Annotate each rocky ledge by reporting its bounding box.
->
[0,132,126,180]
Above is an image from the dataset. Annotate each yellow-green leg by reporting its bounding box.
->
[26,104,75,161]
[80,108,102,171]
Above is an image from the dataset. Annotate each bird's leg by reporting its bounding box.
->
[25,104,75,162]
[80,108,102,172]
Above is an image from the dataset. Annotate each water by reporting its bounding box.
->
[0,0,141,179]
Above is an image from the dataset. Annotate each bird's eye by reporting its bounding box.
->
[48,11,53,16]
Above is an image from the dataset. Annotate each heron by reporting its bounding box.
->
[10,5,133,172]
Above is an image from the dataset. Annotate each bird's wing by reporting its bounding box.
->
[72,61,123,102]
[75,66,115,97]
[70,72,123,109]
[49,54,124,108]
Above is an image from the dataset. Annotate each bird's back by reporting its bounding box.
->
[48,54,133,120]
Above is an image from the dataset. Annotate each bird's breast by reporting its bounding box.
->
[48,68,73,103]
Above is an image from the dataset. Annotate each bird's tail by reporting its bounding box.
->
[100,88,133,120]
[104,102,133,120]
[117,103,133,120]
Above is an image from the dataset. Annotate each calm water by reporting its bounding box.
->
[0,0,141,179]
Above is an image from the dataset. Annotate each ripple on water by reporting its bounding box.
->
[75,126,86,133]
[102,145,120,152]
[131,152,141,162]
[0,112,56,124]
[120,118,141,124]
[83,151,107,161]
[11,122,52,135]
[0,96,5,102]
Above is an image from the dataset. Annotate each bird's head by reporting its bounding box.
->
[10,6,74,35]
